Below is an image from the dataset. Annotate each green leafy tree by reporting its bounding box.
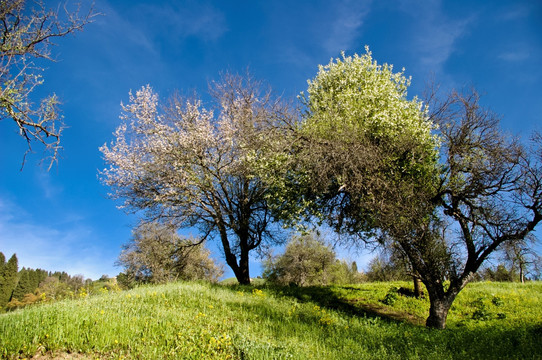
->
[117,222,224,284]
[0,252,4,301]
[263,233,360,286]
[366,252,411,282]
[0,0,95,169]
[15,268,47,299]
[274,46,437,227]
[37,276,71,301]
[482,264,516,282]
[272,48,542,329]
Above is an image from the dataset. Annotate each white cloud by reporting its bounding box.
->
[36,171,63,200]
[270,0,372,70]
[0,198,118,280]
[96,2,158,57]
[135,2,227,42]
[323,0,372,54]
[497,4,530,21]
[399,0,473,74]
[498,50,530,62]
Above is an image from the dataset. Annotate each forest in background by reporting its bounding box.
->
[0,252,118,312]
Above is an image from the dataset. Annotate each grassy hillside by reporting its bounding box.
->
[1,281,541,359]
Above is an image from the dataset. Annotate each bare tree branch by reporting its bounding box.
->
[0,0,97,170]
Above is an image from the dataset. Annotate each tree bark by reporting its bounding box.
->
[218,222,251,285]
[237,249,251,285]
[413,276,422,298]
[426,297,451,329]
[424,282,463,329]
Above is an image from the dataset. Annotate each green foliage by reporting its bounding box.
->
[381,287,400,305]
[0,258,98,311]
[0,252,5,306]
[480,264,518,282]
[0,253,18,309]
[11,268,32,301]
[468,295,507,322]
[365,252,410,282]
[117,222,223,285]
[470,297,491,321]
[301,47,438,197]
[264,47,439,234]
[37,277,72,301]
[302,47,435,150]
[491,295,504,307]
[263,233,362,286]
[0,281,541,359]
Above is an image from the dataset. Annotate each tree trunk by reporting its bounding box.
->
[224,252,250,285]
[237,250,251,285]
[218,223,251,285]
[233,267,251,285]
[413,276,422,298]
[426,297,452,329]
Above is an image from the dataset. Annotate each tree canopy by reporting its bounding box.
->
[101,47,541,328]
[267,47,439,237]
[263,233,362,286]
[117,222,223,284]
[271,48,542,329]
[101,73,292,284]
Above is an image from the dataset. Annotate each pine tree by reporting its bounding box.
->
[0,254,19,307]
[12,268,33,301]
[35,269,48,288]
[0,252,5,307]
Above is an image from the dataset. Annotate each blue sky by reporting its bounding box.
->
[1,0,541,280]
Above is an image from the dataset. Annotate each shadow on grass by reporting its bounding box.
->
[218,282,426,326]
[217,282,542,359]
[265,284,427,326]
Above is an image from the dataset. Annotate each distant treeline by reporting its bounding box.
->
[0,252,118,312]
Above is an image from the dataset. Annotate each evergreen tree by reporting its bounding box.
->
[12,268,33,301]
[0,252,5,306]
[0,254,18,307]
[35,269,48,288]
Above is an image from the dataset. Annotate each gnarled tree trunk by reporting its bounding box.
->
[425,283,461,329]
[426,297,452,329]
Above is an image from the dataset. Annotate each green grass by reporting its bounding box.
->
[1,281,541,359]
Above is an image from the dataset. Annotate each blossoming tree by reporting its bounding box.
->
[100,73,292,285]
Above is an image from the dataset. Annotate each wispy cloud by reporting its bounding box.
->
[95,2,158,58]
[498,50,530,63]
[36,171,63,200]
[322,0,372,54]
[398,0,473,74]
[497,4,530,21]
[135,2,227,42]
[269,0,372,70]
[0,198,118,279]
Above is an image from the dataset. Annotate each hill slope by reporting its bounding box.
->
[1,281,541,359]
